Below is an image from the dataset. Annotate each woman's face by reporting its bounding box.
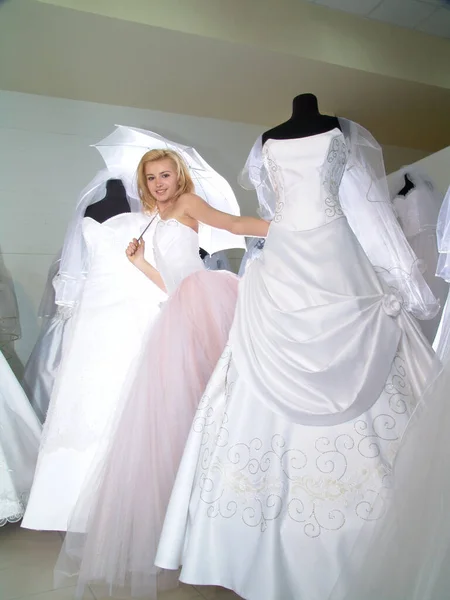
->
[144,158,178,204]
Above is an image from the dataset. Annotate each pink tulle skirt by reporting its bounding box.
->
[55,269,239,598]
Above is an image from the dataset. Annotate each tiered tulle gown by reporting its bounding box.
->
[56,217,239,599]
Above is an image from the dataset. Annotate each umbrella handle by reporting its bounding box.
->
[137,214,158,241]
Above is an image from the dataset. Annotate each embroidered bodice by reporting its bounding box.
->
[263,129,348,231]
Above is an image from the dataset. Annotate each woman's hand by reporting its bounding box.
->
[126,238,146,266]
[125,239,166,291]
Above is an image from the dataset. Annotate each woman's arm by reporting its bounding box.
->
[126,239,167,292]
[182,193,270,238]
[135,261,167,293]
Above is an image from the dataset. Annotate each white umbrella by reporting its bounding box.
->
[92,125,246,255]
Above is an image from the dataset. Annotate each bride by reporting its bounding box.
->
[55,148,268,599]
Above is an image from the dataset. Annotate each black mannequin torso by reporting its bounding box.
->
[397,173,415,197]
[84,179,131,223]
[262,94,341,145]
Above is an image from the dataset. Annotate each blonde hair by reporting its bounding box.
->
[136,149,194,213]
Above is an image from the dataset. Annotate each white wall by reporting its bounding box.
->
[0,91,264,369]
[0,91,435,369]
[412,146,450,196]
[383,145,429,175]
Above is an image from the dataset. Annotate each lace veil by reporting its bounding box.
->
[54,168,142,310]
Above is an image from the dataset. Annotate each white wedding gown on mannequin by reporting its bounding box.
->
[155,130,435,600]
[22,256,69,424]
[22,212,165,531]
[0,350,41,527]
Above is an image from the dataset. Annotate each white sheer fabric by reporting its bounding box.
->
[389,168,447,343]
[327,185,450,600]
[24,247,232,427]
[54,219,239,599]
[436,186,450,281]
[326,357,450,600]
[434,297,450,363]
[389,166,442,242]
[54,169,141,309]
[432,185,450,360]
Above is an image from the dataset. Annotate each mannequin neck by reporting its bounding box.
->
[262,94,340,144]
[84,178,131,223]
[397,173,415,197]
[291,94,320,119]
[105,179,127,199]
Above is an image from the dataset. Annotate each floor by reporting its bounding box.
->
[0,523,242,600]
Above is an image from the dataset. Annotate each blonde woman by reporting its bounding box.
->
[56,149,268,598]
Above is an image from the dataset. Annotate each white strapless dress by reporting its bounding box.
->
[22,213,165,531]
[155,131,435,600]
[0,350,41,526]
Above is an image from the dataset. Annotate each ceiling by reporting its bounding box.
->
[307,0,450,38]
[1,0,449,153]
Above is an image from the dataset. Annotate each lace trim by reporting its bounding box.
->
[322,135,347,221]
[262,147,285,223]
[0,491,28,527]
